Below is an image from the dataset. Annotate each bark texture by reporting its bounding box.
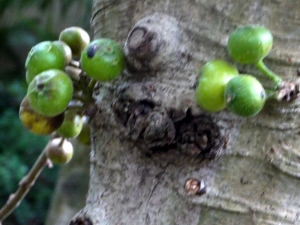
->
[72,1,300,224]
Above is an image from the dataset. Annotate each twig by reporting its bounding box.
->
[0,143,50,222]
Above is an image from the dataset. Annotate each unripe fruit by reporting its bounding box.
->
[227,25,273,64]
[76,116,91,145]
[19,96,64,135]
[46,138,73,164]
[225,75,266,117]
[27,69,73,117]
[59,27,90,56]
[25,41,67,83]
[52,41,72,64]
[57,111,83,138]
[80,38,125,81]
[195,60,239,112]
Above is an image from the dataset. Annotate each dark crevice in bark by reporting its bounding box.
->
[113,98,223,160]
[69,217,93,225]
[113,99,156,127]
[173,109,222,160]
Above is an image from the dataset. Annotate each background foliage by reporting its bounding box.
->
[0,0,92,224]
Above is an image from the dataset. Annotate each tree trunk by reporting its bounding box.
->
[71,0,300,224]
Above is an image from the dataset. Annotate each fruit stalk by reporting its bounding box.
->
[58,137,65,146]
[88,79,97,90]
[255,60,282,89]
[66,104,84,113]
[69,59,80,68]
[75,79,97,105]
[0,144,49,222]
[265,89,277,100]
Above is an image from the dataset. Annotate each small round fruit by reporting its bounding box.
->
[19,96,64,135]
[27,69,73,117]
[76,116,91,145]
[225,75,266,117]
[25,41,67,83]
[195,60,239,112]
[57,111,83,138]
[80,38,125,81]
[59,27,90,56]
[46,138,73,164]
[227,25,273,64]
[52,40,72,64]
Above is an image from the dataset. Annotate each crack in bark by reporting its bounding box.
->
[90,1,117,25]
[146,163,170,205]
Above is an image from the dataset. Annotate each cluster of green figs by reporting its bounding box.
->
[195,25,280,117]
[19,26,125,164]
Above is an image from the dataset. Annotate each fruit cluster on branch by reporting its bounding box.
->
[0,26,126,223]
[20,26,126,161]
[195,25,299,117]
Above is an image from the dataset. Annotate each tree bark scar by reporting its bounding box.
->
[124,13,190,72]
[174,110,222,159]
[127,27,159,59]
[69,217,93,225]
[113,97,223,159]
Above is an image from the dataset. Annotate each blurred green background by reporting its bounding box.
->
[0,0,92,224]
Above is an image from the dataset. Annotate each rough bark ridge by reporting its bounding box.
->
[72,1,300,224]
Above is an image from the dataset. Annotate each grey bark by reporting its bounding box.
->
[71,0,300,224]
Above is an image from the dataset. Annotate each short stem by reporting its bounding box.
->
[265,89,277,99]
[65,66,81,81]
[58,137,65,147]
[255,60,282,89]
[73,92,89,104]
[0,144,49,222]
[80,79,97,106]
[66,105,84,114]
[88,79,97,92]
[265,88,284,101]
[69,59,80,68]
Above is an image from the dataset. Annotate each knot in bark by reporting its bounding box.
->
[113,95,222,159]
[142,111,175,147]
[127,27,158,59]
[124,13,191,72]
[113,98,175,148]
